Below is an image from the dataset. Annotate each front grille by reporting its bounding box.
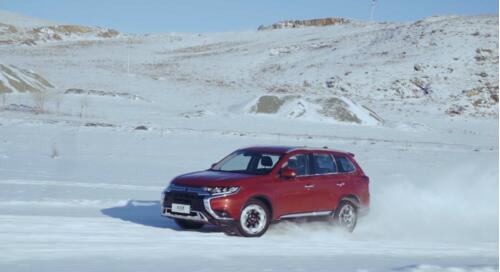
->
[172,198,191,205]
[170,192,199,199]
[163,190,206,212]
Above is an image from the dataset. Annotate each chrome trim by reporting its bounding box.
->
[293,172,340,177]
[279,211,333,219]
[162,208,209,222]
[203,194,237,221]
[280,171,342,178]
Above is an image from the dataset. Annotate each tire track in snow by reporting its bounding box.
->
[2,116,497,151]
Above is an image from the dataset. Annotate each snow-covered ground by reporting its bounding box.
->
[0,10,498,272]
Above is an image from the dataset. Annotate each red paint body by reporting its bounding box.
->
[164,146,370,225]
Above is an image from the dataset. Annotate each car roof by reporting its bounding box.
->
[239,145,351,155]
[239,146,297,153]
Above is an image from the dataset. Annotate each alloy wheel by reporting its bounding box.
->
[240,204,268,235]
[334,201,357,232]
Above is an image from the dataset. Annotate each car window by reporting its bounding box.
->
[256,155,280,170]
[312,154,337,174]
[285,154,309,176]
[212,151,281,175]
[218,153,252,171]
[336,156,355,173]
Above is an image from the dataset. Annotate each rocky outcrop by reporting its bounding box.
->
[0,64,53,93]
[246,94,383,125]
[0,23,120,46]
[258,17,350,31]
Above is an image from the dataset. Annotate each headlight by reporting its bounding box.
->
[161,185,170,201]
[204,186,239,196]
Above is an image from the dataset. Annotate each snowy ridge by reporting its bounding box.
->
[0,10,120,45]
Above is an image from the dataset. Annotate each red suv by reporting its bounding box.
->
[161,146,370,237]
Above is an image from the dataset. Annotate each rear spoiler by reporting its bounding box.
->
[347,152,355,157]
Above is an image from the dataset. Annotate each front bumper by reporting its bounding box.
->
[161,185,237,226]
[162,207,209,222]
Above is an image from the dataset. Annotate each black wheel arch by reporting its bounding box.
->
[338,195,361,209]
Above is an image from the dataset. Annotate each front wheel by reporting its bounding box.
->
[236,200,270,237]
[174,219,204,229]
[334,201,357,232]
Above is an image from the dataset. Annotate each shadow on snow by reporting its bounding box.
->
[101,200,221,233]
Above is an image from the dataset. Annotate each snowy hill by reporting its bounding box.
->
[0,11,497,121]
[0,10,120,45]
[0,10,498,272]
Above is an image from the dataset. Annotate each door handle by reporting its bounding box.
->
[336,182,345,187]
[304,184,315,189]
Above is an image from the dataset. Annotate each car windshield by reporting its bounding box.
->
[211,151,281,175]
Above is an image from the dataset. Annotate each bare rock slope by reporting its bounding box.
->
[0,64,53,93]
[258,17,350,30]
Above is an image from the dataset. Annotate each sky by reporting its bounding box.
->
[0,0,498,33]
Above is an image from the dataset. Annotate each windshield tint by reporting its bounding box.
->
[212,151,281,175]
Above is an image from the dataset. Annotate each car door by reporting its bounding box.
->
[274,153,319,216]
[307,153,344,212]
[334,154,357,203]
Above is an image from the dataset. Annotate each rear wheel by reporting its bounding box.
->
[174,219,204,229]
[334,201,357,232]
[236,200,270,237]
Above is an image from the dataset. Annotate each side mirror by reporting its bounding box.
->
[281,167,297,179]
[210,163,217,169]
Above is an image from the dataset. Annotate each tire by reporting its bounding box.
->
[174,219,205,230]
[236,199,271,237]
[334,201,357,232]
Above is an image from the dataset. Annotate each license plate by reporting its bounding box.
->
[171,203,191,214]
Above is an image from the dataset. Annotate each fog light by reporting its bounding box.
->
[214,210,232,219]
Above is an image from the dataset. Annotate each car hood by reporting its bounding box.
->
[171,170,259,187]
